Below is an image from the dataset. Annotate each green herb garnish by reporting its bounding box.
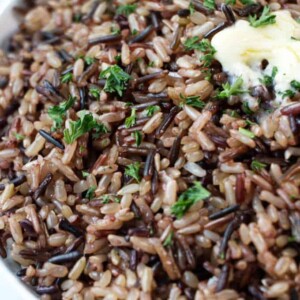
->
[148,61,155,67]
[132,130,142,146]
[100,65,131,97]
[171,182,211,219]
[85,186,96,200]
[260,66,278,87]
[125,108,137,128]
[125,162,141,182]
[185,95,206,109]
[89,87,101,99]
[251,160,267,171]
[245,119,256,126]
[239,127,255,139]
[48,95,76,130]
[84,57,95,65]
[114,54,121,63]
[183,38,216,67]
[64,113,106,144]
[225,0,236,4]
[217,77,246,99]
[189,2,195,14]
[131,29,138,35]
[13,132,25,141]
[82,171,89,178]
[291,80,300,91]
[61,72,73,84]
[203,0,215,10]
[240,0,255,4]
[280,89,295,99]
[111,27,121,35]
[145,105,160,117]
[242,101,253,115]
[249,6,276,28]
[116,4,137,16]
[163,231,174,247]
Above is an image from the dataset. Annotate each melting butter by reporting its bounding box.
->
[211,10,300,103]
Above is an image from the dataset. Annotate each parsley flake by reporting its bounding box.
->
[260,66,278,87]
[239,127,255,139]
[85,186,96,200]
[89,87,101,99]
[203,0,215,10]
[249,6,276,28]
[183,38,216,67]
[132,130,142,146]
[64,113,107,144]
[171,182,210,219]
[184,95,206,109]
[145,105,160,117]
[291,80,300,91]
[125,108,137,128]
[125,162,141,182]
[251,160,267,171]
[116,4,137,16]
[48,95,76,130]
[217,77,246,99]
[82,171,89,178]
[163,231,174,247]
[100,65,131,97]
[13,132,25,141]
[61,72,73,84]
[84,57,95,65]
[280,89,295,99]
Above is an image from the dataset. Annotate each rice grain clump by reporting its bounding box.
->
[0,0,299,299]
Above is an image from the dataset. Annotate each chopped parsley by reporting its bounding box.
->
[225,0,236,4]
[85,186,96,200]
[239,127,255,139]
[61,72,73,84]
[100,65,131,97]
[181,95,206,109]
[249,6,276,28]
[64,113,107,144]
[163,231,174,247]
[48,95,76,130]
[291,80,300,91]
[217,77,246,99]
[183,38,216,67]
[125,162,141,182]
[92,122,109,139]
[260,66,278,87]
[171,182,211,219]
[13,132,25,141]
[89,87,101,99]
[148,61,155,67]
[116,4,137,16]
[145,105,160,117]
[189,2,195,14]
[280,89,295,99]
[132,130,142,146]
[251,160,267,171]
[125,108,137,128]
[131,29,138,35]
[245,119,256,126]
[111,27,121,35]
[84,57,95,65]
[240,0,255,4]
[242,101,253,115]
[203,0,215,10]
[114,54,121,63]
[82,171,90,178]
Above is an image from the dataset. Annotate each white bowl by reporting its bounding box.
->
[0,1,37,299]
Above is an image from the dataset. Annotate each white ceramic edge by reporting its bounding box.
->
[0,1,37,299]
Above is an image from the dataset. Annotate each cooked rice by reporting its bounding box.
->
[0,0,299,299]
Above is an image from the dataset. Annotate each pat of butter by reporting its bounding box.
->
[211,10,300,102]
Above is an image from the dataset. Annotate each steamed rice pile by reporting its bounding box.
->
[0,0,299,299]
